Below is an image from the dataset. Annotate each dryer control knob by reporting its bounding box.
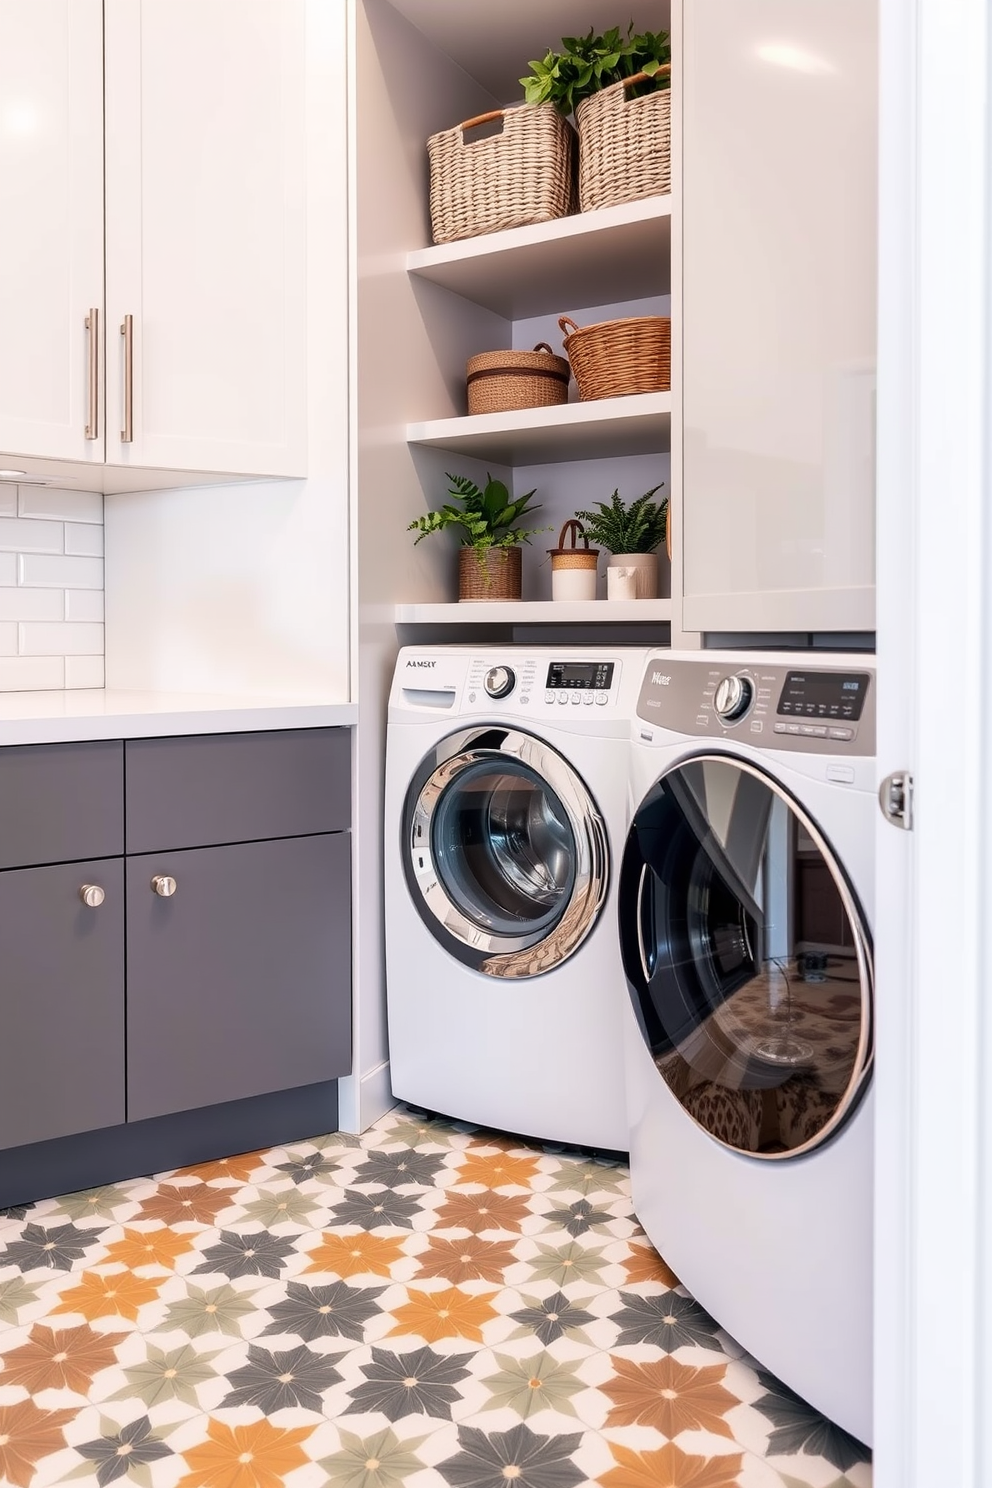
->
[484,665,516,699]
[714,673,754,722]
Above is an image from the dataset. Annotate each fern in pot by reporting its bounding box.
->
[408,472,548,601]
[574,484,667,599]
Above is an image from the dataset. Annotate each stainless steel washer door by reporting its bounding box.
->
[404,727,609,978]
[619,753,873,1157]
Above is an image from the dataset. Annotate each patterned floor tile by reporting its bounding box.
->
[0,1105,872,1485]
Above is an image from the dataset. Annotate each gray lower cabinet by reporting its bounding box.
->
[126,832,352,1122]
[0,858,125,1147]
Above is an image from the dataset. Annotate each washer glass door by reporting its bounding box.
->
[405,727,608,978]
[619,753,872,1157]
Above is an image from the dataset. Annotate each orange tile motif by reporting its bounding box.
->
[302,1230,407,1278]
[176,1418,315,1488]
[176,1150,267,1185]
[387,1284,499,1343]
[0,1323,126,1394]
[52,1269,161,1322]
[454,1150,542,1189]
[621,1238,680,1287]
[601,1442,745,1488]
[0,1400,75,1488]
[100,1226,197,1272]
[602,1355,738,1437]
[415,1235,518,1283]
[137,1181,237,1226]
[434,1188,533,1234]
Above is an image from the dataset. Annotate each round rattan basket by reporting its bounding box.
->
[576,68,672,213]
[466,343,570,415]
[428,103,577,245]
[558,314,671,400]
[458,546,522,601]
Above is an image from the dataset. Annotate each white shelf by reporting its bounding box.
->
[406,392,670,465]
[395,599,672,624]
[407,196,671,318]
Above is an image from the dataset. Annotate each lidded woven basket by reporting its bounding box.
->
[466,342,570,416]
[428,103,576,245]
[559,314,671,400]
[576,68,672,213]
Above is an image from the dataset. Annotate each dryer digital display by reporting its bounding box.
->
[777,671,870,720]
[547,661,614,690]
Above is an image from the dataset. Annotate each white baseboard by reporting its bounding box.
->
[337,1060,397,1135]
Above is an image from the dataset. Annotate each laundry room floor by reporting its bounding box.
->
[0,1106,871,1488]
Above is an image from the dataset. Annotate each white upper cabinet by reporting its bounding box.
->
[680,0,877,634]
[0,1,104,465]
[104,0,307,477]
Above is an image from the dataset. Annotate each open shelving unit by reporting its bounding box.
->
[406,392,670,464]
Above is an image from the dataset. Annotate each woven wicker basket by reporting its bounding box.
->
[458,546,522,601]
[558,314,671,400]
[576,68,672,213]
[548,520,599,571]
[428,104,576,245]
[466,342,570,415]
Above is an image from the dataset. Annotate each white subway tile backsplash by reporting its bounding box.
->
[0,656,65,690]
[0,554,16,586]
[19,554,103,589]
[64,522,104,557]
[19,622,104,656]
[0,487,17,518]
[0,589,64,622]
[65,655,105,689]
[0,517,64,554]
[0,623,16,655]
[18,487,103,524]
[64,589,104,622]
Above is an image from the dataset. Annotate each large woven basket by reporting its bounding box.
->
[466,342,570,415]
[458,546,522,601]
[576,68,671,213]
[559,314,671,400]
[428,104,576,245]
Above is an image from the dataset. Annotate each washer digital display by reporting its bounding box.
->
[546,661,615,690]
[777,671,870,720]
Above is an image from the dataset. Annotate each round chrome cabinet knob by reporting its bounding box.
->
[714,674,754,722]
[79,884,105,908]
[484,665,516,699]
[151,875,177,897]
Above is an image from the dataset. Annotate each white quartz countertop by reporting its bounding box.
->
[0,690,358,746]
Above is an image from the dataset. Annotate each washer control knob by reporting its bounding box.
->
[714,674,754,722]
[484,665,515,699]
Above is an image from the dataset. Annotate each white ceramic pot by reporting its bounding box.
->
[607,552,658,599]
[552,566,598,601]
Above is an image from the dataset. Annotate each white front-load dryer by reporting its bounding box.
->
[619,650,875,1445]
[385,645,649,1151]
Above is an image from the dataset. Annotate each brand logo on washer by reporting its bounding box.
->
[405,659,436,668]
[651,672,672,686]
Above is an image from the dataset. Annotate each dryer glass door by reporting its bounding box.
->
[405,727,609,979]
[619,754,872,1157]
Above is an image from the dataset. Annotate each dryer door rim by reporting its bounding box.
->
[404,725,609,978]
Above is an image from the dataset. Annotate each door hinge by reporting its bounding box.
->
[878,771,914,830]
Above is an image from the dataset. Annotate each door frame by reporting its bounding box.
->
[874,1,992,1481]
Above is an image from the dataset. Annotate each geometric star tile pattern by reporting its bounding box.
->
[0,1104,871,1486]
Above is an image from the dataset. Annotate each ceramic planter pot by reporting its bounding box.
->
[607,551,658,599]
[458,545,522,601]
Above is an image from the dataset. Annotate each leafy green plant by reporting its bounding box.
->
[408,472,548,551]
[574,484,667,554]
[521,25,670,116]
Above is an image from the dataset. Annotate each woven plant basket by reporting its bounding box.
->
[576,67,672,213]
[458,546,522,601]
[549,519,599,601]
[428,104,576,245]
[467,343,570,415]
[558,314,671,400]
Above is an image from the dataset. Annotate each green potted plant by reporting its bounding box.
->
[520,25,670,115]
[573,484,668,599]
[408,472,548,601]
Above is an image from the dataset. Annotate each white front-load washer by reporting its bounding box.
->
[385,644,649,1151]
[619,650,875,1444]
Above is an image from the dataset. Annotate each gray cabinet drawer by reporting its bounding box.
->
[0,741,124,869]
[126,832,352,1121]
[0,858,125,1145]
[125,728,351,852]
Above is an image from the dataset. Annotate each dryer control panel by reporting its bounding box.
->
[636,657,876,754]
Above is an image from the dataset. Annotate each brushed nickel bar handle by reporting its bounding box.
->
[84,308,99,439]
[120,313,133,443]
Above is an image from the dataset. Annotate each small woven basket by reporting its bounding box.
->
[428,104,576,245]
[558,314,671,400]
[548,520,598,571]
[467,343,570,416]
[576,68,672,213]
[458,546,522,602]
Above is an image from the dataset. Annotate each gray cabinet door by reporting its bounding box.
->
[0,859,125,1147]
[0,741,124,869]
[126,833,351,1121]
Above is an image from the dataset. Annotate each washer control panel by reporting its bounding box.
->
[462,657,621,712]
[635,657,875,754]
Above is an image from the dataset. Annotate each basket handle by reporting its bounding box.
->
[533,342,555,354]
[457,109,504,136]
[621,65,672,90]
[557,519,589,550]
[558,316,580,337]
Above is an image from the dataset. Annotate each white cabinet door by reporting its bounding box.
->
[104,0,308,478]
[680,0,877,634]
[0,1,104,465]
